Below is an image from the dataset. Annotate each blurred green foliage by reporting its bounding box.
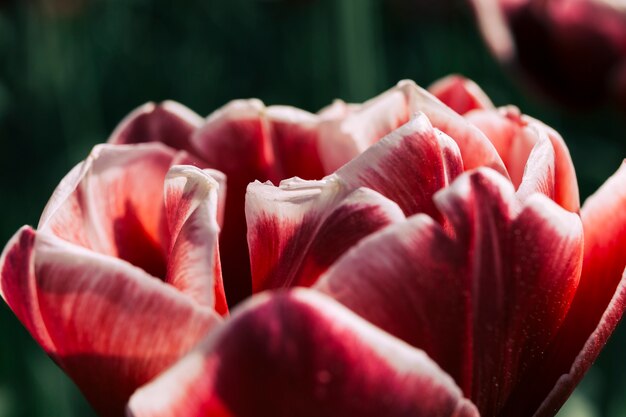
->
[0,0,624,416]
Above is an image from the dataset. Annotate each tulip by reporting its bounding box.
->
[1,76,625,417]
[470,0,626,109]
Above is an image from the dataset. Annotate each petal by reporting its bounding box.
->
[335,113,464,222]
[266,106,327,180]
[108,101,203,154]
[466,108,579,212]
[246,113,465,292]
[398,80,508,176]
[316,168,583,416]
[317,88,409,173]
[500,162,626,416]
[191,100,343,304]
[127,289,478,417]
[39,143,178,279]
[428,75,495,115]
[246,178,404,292]
[0,227,220,417]
[164,166,227,314]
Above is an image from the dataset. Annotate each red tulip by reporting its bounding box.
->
[470,0,626,108]
[1,76,625,417]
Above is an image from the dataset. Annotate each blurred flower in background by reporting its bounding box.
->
[471,0,626,110]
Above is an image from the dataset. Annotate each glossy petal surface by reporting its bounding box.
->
[466,107,579,212]
[0,227,220,417]
[127,289,478,417]
[500,162,626,417]
[247,179,404,292]
[247,113,465,292]
[317,168,583,416]
[192,100,330,304]
[164,165,227,313]
[39,143,177,279]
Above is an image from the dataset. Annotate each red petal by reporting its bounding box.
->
[317,168,583,416]
[246,178,404,292]
[428,75,495,115]
[398,80,508,176]
[127,289,478,417]
[318,88,409,172]
[39,143,178,279]
[266,106,327,180]
[191,100,342,304]
[335,113,464,221]
[500,162,626,416]
[466,108,579,212]
[0,227,220,417]
[164,166,227,314]
[108,101,203,154]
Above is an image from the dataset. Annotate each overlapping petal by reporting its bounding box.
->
[0,227,221,417]
[466,107,579,212]
[164,165,227,313]
[316,168,584,416]
[246,113,465,291]
[499,162,626,417]
[127,289,478,417]
[108,101,203,154]
[246,179,404,292]
[39,143,177,278]
[318,79,507,177]
[428,74,495,115]
[191,100,334,304]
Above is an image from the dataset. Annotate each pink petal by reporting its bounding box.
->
[466,107,579,212]
[191,100,339,304]
[108,101,203,154]
[428,75,495,115]
[317,80,507,177]
[398,80,508,176]
[0,227,220,417]
[246,178,404,292]
[317,88,409,173]
[316,168,583,416]
[335,113,464,222]
[500,162,626,416]
[246,113,466,292]
[266,106,327,180]
[164,166,227,314]
[39,143,179,279]
[127,289,478,417]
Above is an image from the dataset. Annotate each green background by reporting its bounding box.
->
[0,0,624,416]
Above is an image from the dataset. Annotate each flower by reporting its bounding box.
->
[1,76,625,417]
[470,0,626,109]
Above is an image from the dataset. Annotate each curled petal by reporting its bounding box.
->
[0,227,220,417]
[317,88,408,172]
[164,165,227,313]
[318,80,507,177]
[501,162,626,416]
[266,106,327,180]
[127,289,478,417]
[192,100,330,304]
[335,113,464,221]
[246,178,404,292]
[466,108,579,212]
[39,143,177,279]
[428,75,495,115]
[317,168,583,416]
[108,101,203,154]
[398,80,508,176]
